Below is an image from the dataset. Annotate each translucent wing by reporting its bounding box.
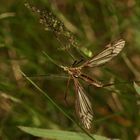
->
[73,78,93,129]
[82,39,125,68]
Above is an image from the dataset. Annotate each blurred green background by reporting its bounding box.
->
[0,0,140,140]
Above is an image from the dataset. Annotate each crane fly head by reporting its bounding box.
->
[60,65,72,75]
[60,65,69,72]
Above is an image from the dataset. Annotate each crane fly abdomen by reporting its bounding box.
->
[62,66,82,78]
[80,74,103,87]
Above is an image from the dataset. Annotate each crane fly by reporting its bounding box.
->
[60,39,125,130]
[24,2,125,130]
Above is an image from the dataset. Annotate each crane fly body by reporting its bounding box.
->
[61,66,82,78]
[60,39,125,130]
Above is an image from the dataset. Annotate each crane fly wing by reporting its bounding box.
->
[73,78,93,129]
[82,39,125,68]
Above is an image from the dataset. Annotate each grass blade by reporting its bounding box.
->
[18,126,109,140]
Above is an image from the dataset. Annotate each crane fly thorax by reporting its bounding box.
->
[62,66,82,78]
[69,67,82,78]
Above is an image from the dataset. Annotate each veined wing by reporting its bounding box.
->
[82,39,125,68]
[73,78,93,129]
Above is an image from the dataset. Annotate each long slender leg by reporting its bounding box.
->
[72,59,84,67]
[102,83,114,87]
[64,76,71,105]
[72,60,77,67]
[80,73,140,88]
[75,59,84,65]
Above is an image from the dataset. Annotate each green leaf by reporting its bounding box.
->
[18,126,109,140]
[134,82,140,95]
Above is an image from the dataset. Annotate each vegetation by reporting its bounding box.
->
[0,0,140,140]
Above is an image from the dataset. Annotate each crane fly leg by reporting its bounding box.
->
[64,76,71,105]
[72,59,84,67]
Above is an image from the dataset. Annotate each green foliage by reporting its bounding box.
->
[18,126,109,140]
[0,0,140,140]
